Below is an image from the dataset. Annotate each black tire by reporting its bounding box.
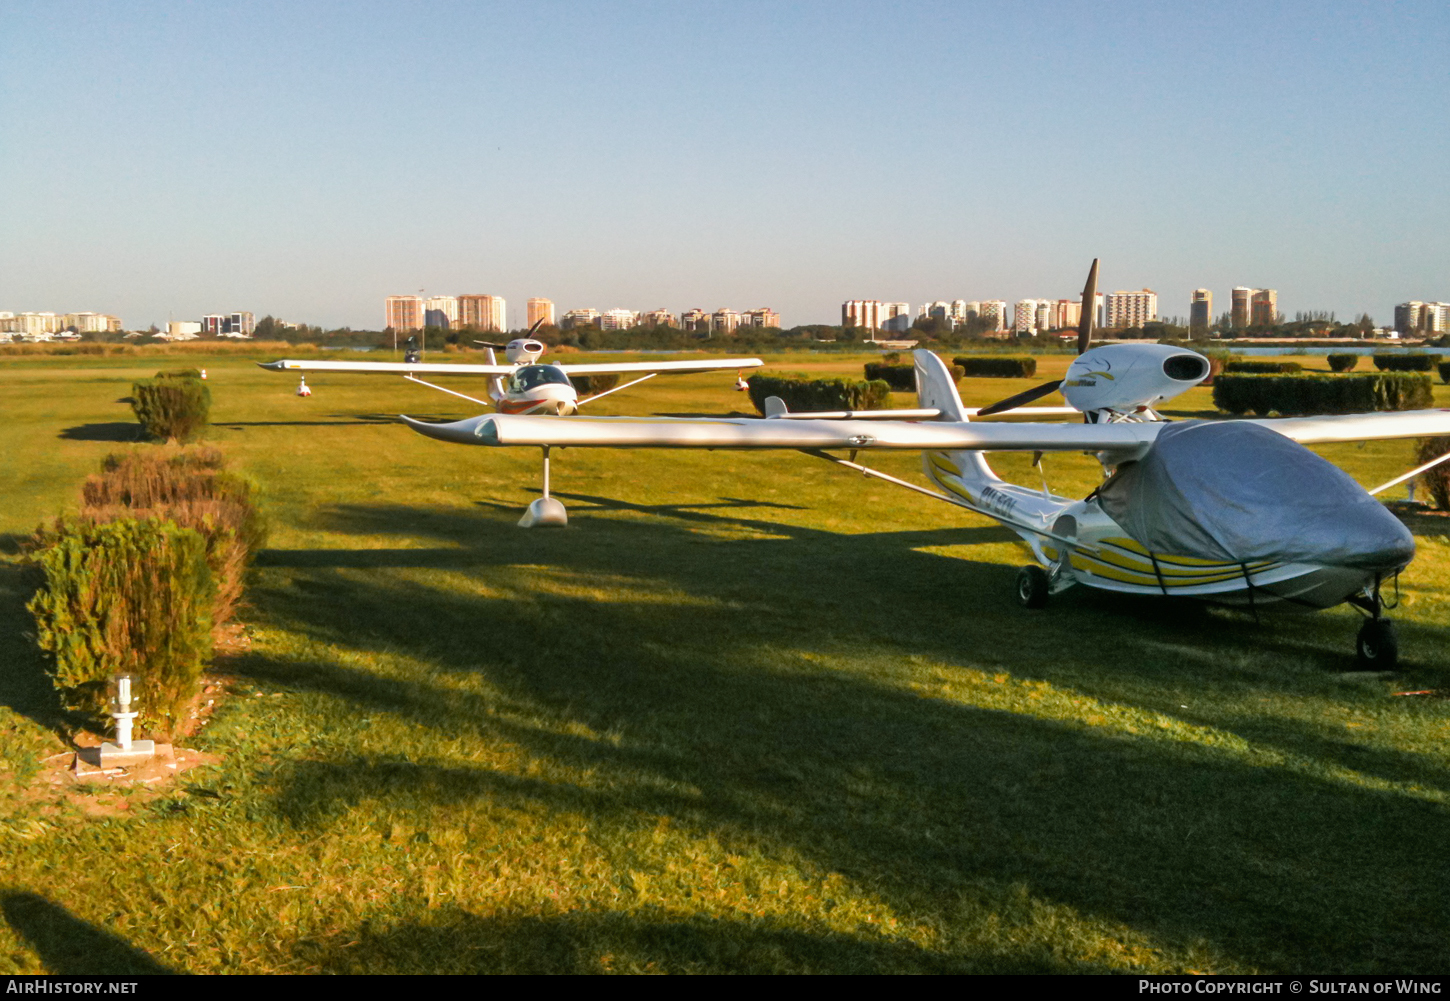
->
[1016,565,1050,610]
[1355,618,1398,671]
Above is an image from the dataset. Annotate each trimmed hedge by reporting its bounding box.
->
[1374,353,1439,372]
[28,518,214,737]
[747,375,891,415]
[1213,373,1433,417]
[131,374,211,442]
[1327,353,1360,373]
[80,448,266,631]
[1417,438,1450,510]
[953,356,1037,378]
[1439,361,1450,385]
[1223,359,1302,374]
[863,363,916,391]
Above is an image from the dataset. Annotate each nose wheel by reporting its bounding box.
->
[1355,618,1398,671]
[1016,565,1051,609]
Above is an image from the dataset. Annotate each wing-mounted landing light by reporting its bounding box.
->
[977,258,1099,418]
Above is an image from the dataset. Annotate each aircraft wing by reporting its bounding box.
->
[554,358,764,375]
[259,359,513,375]
[401,413,1163,451]
[401,408,1450,451]
[1250,410,1450,443]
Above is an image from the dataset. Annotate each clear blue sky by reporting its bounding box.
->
[2,1,1446,330]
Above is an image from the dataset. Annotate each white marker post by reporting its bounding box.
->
[99,674,155,767]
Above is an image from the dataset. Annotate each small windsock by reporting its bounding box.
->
[297,376,312,397]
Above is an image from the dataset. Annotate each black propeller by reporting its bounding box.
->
[975,258,1098,418]
[473,318,549,351]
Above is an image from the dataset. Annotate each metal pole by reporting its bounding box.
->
[542,445,551,499]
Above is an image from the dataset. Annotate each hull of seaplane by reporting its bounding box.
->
[923,449,1383,612]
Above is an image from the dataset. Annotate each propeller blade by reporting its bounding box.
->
[1077,258,1099,355]
[975,379,1064,418]
[527,317,547,336]
[474,340,509,349]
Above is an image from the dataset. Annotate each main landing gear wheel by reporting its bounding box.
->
[1016,565,1050,609]
[1355,618,1398,672]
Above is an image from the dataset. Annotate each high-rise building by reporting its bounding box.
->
[881,303,912,333]
[385,295,425,332]
[1105,290,1158,329]
[229,311,255,337]
[1395,301,1450,334]
[458,294,506,332]
[1250,289,1278,327]
[1056,300,1081,330]
[744,308,780,328]
[424,296,459,329]
[64,312,122,333]
[1230,287,1253,328]
[561,308,600,329]
[977,300,1008,334]
[527,298,556,328]
[641,308,677,327]
[1014,299,1046,334]
[710,308,741,335]
[1190,289,1213,330]
[600,308,639,331]
[680,308,709,332]
[842,300,883,330]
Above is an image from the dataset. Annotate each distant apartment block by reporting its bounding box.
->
[641,308,677,328]
[842,300,884,330]
[425,296,459,329]
[1013,299,1047,334]
[1190,289,1213,330]
[600,308,639,331]
[202,312,255,337]
[710,309,741,335]
[976,300,1008,333]
[1105,289,1158,329]
[385,295,425,332]
[526,298,556,328]
[1250,289,1278,327]
[881,303,912,333]
[1056,299,1082,330]
[1230,287,1253,328]
[561,308,600,329]
[458,294,506,332]
[679,308,709,332]
[743,308,780,329]
[1395,301,1450,334]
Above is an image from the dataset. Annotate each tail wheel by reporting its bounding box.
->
[1016,565,1050,609]
[1355,619,1398,671]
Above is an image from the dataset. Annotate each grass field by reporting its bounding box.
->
[2,347,1449,974]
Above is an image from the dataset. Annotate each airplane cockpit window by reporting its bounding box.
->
[509,365,572,393]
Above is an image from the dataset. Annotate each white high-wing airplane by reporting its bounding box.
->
[399,263,1450,669]
[260,324,763,416]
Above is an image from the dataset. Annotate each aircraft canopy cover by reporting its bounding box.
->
[1096,419,1414,570]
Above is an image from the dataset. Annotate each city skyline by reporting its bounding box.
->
[2,3,1446,329]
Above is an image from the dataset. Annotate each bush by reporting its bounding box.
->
[1213,373,1434,417]
[1327,353,1360,373]
[1374,353,1439,372]
[1437,362,1450,385]
[747,375,891,415]
[155,368,203,380]
[863,363,916,391]
[131,374,211,442]
[1202,350,1233,385]
[570,374,619,395]
[28,518,214,737]
[1223,359,1302,374]
[954,356,1037,378]
[1417,438,1450,510]
[78,448,265,630]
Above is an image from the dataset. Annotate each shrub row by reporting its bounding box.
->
[747,375,891,414]
[1439,362,1450,385]
[1327,353,1360,372]
[131,370,211,442]
[863,363,915,391]
[1223,359,1302,374]
[953,356,1037,378]
[28,449,265,737]
[1374,353,1439,372]
[1213,373,1433,417]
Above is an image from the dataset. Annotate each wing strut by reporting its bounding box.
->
[404,374,491,408]
[1368,448,1450,496]
[576,372,657,407]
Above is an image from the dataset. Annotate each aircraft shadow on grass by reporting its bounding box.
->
[1,893,176,975]
[233,499,1450,972]
[57,422,142,442]
[213,413,420,429]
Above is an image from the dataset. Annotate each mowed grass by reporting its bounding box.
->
[1,348,1450,973]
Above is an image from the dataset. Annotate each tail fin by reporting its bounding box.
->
[913,349,1001,492]
[913,349,966,421]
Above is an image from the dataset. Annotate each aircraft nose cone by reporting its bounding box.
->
[1333,500,1415,572]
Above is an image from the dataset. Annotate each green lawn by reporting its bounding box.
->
[1,347,1448,973]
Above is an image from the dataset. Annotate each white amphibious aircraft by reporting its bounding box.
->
[260,324,762,416]
[400,263,1450,669]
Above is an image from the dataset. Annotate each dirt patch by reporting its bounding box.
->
[30,745,219,817]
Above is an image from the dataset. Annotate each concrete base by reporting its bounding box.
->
[96,740,156,768]
[518,497,567,528]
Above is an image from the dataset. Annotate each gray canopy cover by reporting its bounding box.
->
[1096,420,1414,570]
